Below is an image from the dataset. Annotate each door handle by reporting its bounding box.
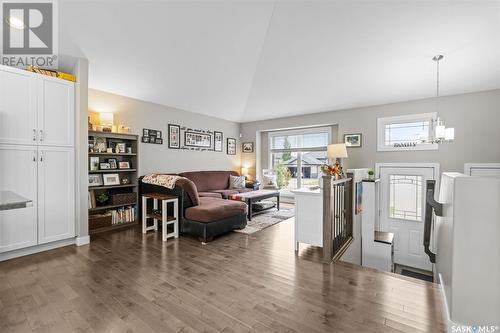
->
[33,151,36,162]
[39,130,44,142]
[40,153,43,162]
[32,129,37,141]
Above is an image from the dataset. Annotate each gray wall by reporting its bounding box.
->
[89,89,242,175]
[241,90,500,179]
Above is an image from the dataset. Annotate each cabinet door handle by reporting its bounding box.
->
[33,129,37,141]
[40,153,43,162]
[39,130,44,142]
[33,151,36,162]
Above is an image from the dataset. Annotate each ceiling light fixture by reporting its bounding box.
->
[428,55,455,144]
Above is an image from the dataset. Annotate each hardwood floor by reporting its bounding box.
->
[0,218,446,332]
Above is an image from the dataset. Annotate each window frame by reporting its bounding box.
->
[377,113,438,152]
[268,126,331,191]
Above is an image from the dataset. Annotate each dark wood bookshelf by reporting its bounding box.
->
[88,131,139,234]
[89,169,137,173]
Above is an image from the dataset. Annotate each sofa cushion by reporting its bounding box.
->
[185,197,247,223]
[179,171,239,192]
[211,189,240,199]
[229,175,246,189]
[198,191,222,198]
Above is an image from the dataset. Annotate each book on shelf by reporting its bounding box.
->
[111,206,136,224]
[88,190,97,208]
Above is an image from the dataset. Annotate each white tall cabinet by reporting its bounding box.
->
[0,65,75,256]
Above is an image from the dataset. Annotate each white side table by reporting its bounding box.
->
[142,193,178,242]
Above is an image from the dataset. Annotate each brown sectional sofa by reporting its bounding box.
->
[139,171,253,242]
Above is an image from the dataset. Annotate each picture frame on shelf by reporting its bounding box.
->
[185,131,212,148]
[168,124,181,149]
[94,137,107,152]
[344,133,362,148]
[121,176,131,185]
[214,131,223,152]
[103,173,120,186]
[90,156,99,171]
[89,174,103,187]
[118,161,130,169]
[242,142,254,153]
[116,143,126,153]
[108,158,117,169]
[100,162,111,170]
[227,138,236,155]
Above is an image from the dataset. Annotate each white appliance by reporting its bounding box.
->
[0,65,76,259]
[426,172,500,328]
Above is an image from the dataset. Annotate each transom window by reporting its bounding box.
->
[389,175,423,221]
[377,113,438,151]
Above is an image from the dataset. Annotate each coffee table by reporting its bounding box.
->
[229,190,280,221]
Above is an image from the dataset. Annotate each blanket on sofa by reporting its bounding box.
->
[142,174,182,189]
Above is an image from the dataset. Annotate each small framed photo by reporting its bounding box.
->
[168,124,181,149]
[143,128,149,137]
[155,138,163,144]
[141,136,150,143]
[242,142,253,153]
[227,138,236,155]
[214,131,223,152]
[89,174,103,187]
[108,158,117,169]
[116,143,126,153]
[103,173,120,186]
[344,133,362,148]
[118,161,130,169]
[100,162,111,170]
[90,156,99,171]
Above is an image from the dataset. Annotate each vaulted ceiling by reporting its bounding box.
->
[60,1,500,122]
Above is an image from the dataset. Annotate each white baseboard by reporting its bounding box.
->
[0,238,75,262]
[76,235,90,246]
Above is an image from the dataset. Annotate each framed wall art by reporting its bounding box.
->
[227,138,236,155]
[344,133,362,147]
[142,128,163,144]
[168,124,181,149]
[242,142,253,153]
[185,131,212,148]
[214,131,223,152]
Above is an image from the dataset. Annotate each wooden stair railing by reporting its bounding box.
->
[322,175,353,262]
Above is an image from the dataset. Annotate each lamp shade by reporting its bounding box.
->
[327,143,348,159]
[241,167,249,177]
[99,112,114,126]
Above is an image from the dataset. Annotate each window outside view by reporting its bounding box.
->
[389,175,423,221]
[384,121,431,146]
[269,129,329,195]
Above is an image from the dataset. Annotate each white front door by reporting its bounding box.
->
[377,163,439,271]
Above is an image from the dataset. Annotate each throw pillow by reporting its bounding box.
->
[229,175,246,189]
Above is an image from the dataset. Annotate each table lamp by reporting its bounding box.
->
[327,143,348,178]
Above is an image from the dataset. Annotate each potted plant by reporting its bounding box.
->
[96,193,109,206]
[367,169,375,180]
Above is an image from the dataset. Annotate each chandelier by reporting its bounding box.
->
[428,55,455,144]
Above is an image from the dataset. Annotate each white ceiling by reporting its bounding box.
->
[60,1,500,123]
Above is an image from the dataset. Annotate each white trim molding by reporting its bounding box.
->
[0,238,75,262]
[464,163,500,176]
[76,236,90,246]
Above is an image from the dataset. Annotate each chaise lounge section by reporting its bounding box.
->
[139,171,251,242]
